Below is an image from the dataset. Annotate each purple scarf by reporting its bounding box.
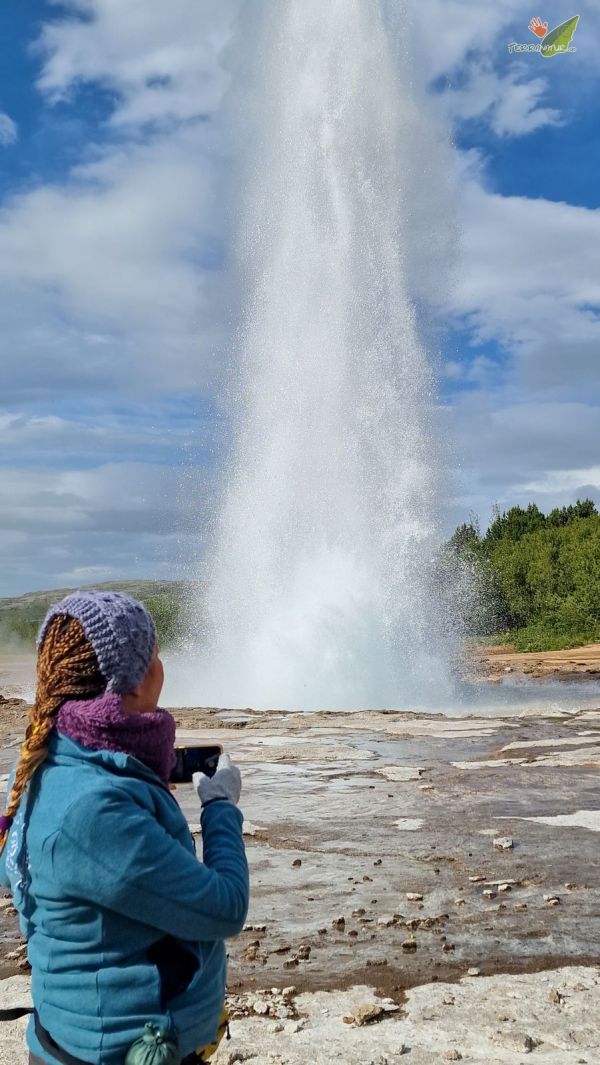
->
[56,692,177,787]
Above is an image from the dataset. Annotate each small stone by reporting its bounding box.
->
[454,898,466,906]
[243,924,266,932]
[401,939,417,953]
[349,1004,386,1026]
[283,958,299,969]
[419,783,434,790]
[377,915,396,927]
[564,882,576,890]
[352,908,366,917]
[251,999,270,1016]
[544,894,560,906]
[548,987,563,1004]
[493,837,514,850]
[443,1052,462,1061]
[363,875,373,882]
[498,883,512,893]
[469,875,486,883]
[296,944,311,960]
[374,858,382,866]
[292,858,302,867]
[282,986,296,998]
[332,916,346,930]
[442,943,455,952]
[348,929,358,938]
[273,1023,284,1033]
[514,902,528,911]
[406,892,423,901]
[482,889,496,899]
[318,927,328,935]
[442,995,455,1005]
[467,967,481,976]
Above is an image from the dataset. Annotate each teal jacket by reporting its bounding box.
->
[0,730,249,1065]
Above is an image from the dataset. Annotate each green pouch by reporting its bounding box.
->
[124,1022,180,1065]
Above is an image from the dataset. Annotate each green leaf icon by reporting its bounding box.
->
[541,15,580,57]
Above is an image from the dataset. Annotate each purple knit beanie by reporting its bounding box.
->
[36,590,157,694]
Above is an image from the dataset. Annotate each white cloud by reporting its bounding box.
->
[35,0,242,127]
[0,461,214,595]
[445,63,562,135]
[0,113,17,145]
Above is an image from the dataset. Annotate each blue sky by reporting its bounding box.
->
[0,1,599,596]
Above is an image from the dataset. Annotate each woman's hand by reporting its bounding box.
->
[193,753,242,807]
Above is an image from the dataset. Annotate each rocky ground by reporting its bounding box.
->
[2,688,600,1062]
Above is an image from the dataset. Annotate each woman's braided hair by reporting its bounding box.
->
[0,614,107,854]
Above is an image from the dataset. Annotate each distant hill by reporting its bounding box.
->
[0,580,199,647]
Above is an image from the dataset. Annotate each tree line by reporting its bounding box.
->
[446,499,600,651]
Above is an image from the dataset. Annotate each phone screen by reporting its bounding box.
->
[170,746,222,784]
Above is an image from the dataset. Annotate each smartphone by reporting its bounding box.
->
[170,745,223,784]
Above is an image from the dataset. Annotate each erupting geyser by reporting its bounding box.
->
[181,0,459,710]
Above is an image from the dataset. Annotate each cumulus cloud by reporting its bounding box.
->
[35,0,243,127]
[444,63,562,135]
[0,113,17,145]
[0,461,214,595]
[448,177,600,398]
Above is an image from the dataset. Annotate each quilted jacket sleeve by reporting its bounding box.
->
[47,789,249,941]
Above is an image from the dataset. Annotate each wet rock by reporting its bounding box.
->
[493,836,514,850]
[406,892,423,901]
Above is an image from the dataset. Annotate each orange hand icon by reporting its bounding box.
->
[528,16,548,38]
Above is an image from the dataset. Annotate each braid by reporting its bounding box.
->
[0,615,106,854]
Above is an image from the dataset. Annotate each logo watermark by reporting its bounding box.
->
[508,14,579,55]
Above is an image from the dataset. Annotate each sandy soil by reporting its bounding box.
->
[2,695,600,1062]
[473,642,600,683]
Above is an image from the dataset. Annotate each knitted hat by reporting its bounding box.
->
[37,591,157,694]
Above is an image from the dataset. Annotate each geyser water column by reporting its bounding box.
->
[189,0,457,711]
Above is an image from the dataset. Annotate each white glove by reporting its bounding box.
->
[193,753,242,807]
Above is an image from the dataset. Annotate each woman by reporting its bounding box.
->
[0,590,249,1065]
